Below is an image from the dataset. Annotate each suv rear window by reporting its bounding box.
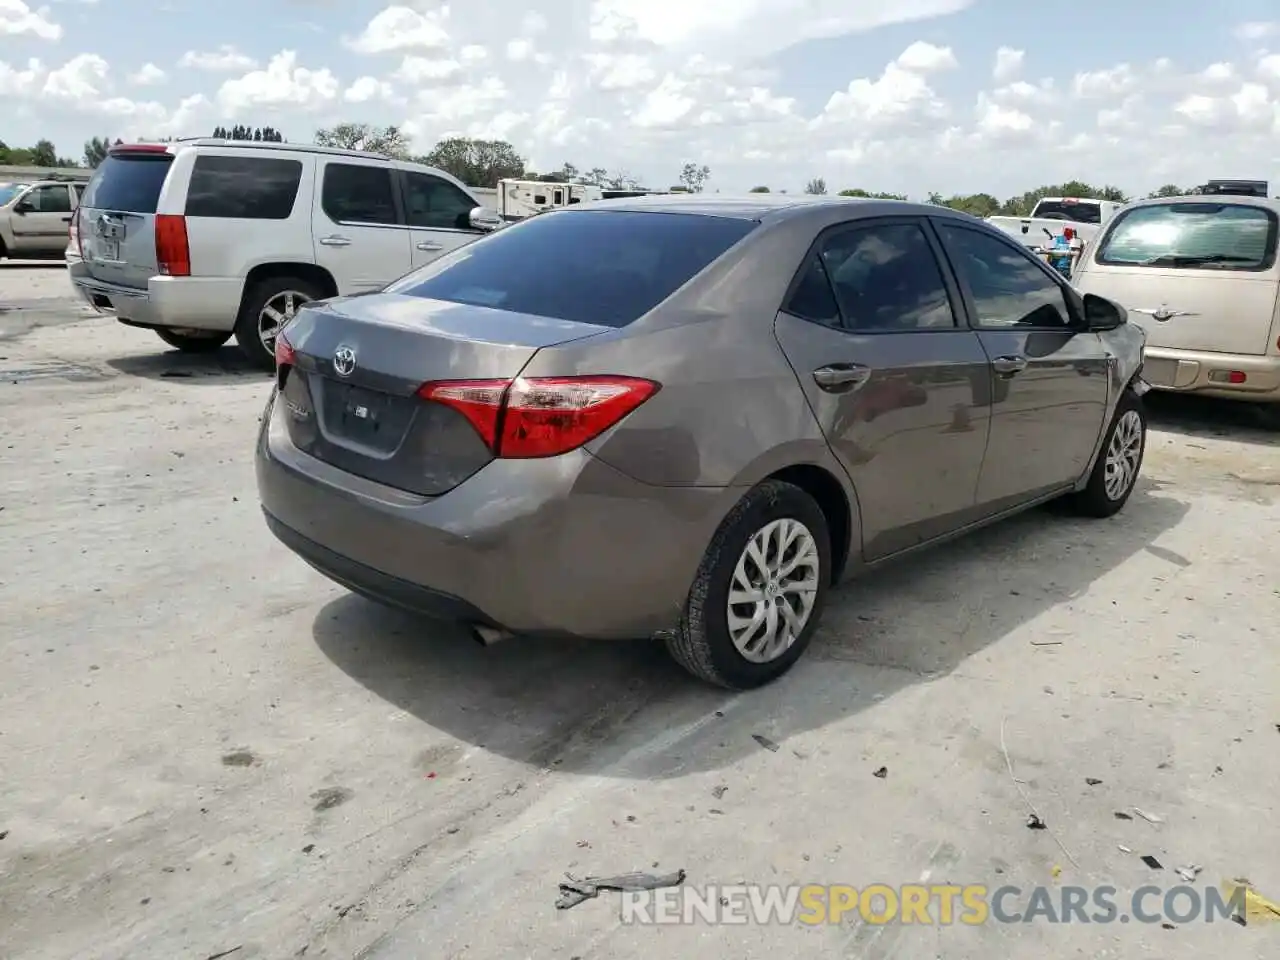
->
[185,155,302,219]
[1096,202,1278,271]
[1033,200,1103,224]
[384,210,757,327]
[80,153,173,214]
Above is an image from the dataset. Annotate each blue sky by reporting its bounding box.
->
[4,0,1279,196]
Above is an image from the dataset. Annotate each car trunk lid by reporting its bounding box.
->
[277,294,612,495]
[1075,266,1280,355]
[77,148,173,289]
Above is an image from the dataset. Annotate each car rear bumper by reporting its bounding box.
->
[255,389,728,640]
[1140,347,1280,402]
[69,261,243,332]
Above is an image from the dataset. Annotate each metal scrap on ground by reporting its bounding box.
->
[555,869,687,910]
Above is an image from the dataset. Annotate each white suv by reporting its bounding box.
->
[68,139,502,369]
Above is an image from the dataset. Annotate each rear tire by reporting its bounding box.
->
[1067,388,1146,518]
[154,328,231,352]
[234,276,323,372]
[666,480,831,690]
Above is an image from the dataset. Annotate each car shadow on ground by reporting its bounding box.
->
[312,479,1188,778]
[106,346,269,382]
[1144,392,1279,447]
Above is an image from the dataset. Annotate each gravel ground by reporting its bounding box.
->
[1,269,1277,960]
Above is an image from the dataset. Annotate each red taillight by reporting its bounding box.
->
[418,375,659,458]
[154,214,190,276]
[274,329,296,368]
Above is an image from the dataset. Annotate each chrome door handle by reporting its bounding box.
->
[416,241,444,252]
[812,364,871,392]
[992,355,1028,376]
[319,235,351,247]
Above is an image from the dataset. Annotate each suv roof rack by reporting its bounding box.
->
[180,138,393,161]
[42,172,92,182]
[1195,179,1269,197]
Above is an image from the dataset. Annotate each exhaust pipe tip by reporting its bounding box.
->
[472,624,513,646]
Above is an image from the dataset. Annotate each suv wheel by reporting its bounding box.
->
[235,276,323,371]
[667,480,831,690]
[155,328,231,352]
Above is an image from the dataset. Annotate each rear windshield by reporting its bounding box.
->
[1096,202,1278,271]
[1032,200,1103,224]
[383,210,758,327]
[80,153,174,214]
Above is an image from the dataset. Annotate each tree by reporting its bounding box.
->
[30,139,57,167]
[421,137,526,188]
[1146,184,1186,198]
[84,136,113,168]
[315,122,409,158]
[804,177,827,195]
[749,185,771,193]
[678,162,710,193]
[838,188,908,200]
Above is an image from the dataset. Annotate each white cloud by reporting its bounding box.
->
[128,62,166,86]
[585,0,974,59]
[179,46,257,72]
[347,5,449,54]
[344,75,395,104]
[0,0,62,40]
[1235,21,1277,42]
[1072,64,1137,99]
[43,52,108,99]
[992,46,1024,81]
[216,50,339,114]
[394,55,462,85]
[897,41,957,73]
[0,56,43,96]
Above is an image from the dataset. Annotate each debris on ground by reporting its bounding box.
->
[1118,845,1132,853]
[1176,865,1202,882]
[1132,807,1164,824]
[204,948,242,960]
[872,766,888,779]
[1000,716,1078,866]
[1085,777,1102,786]
[752,734,779,752]
[1026,814,1046,830]
[555,869,687,910]
[1141,855,1163,870]
[1030,640,1063,647]
[1114,811,1133,820]
[1224,878,1280,924]
[711,785,728,799]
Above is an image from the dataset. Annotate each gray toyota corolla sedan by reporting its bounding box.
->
[256,194,1148,690]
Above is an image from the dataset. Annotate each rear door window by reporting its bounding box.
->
[80,153,174,213]
[1096,202,1277,271]
[185,155,302,219]
[321,163,398,226]
[384,209,757,327]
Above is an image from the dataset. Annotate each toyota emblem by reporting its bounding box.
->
[333,345,357,377]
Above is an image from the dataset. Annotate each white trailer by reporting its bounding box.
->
[495,179,602,221]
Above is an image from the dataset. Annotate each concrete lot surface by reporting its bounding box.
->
[1,269,1278,959]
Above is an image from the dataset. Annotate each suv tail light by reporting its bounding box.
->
[155,214,190,276]
[419,375,660,458]
[69,212,83,259]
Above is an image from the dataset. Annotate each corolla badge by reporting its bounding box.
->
[333,345,357,377]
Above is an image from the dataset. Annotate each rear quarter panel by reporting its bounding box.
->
[172,148,319,280]
[516,214,841,487]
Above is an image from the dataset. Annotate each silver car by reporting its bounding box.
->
[256,195,1148,689]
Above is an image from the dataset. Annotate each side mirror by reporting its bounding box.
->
[1083,293,1126,331]
[468,206,503,232]
[13,199,31,214]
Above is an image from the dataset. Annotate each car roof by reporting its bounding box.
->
[578,192,964,224]
[1119,193,1280,213]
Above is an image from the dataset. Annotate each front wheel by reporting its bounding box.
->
[667,480,831,690]
[155,328,231,352]
[1067,388,1146,517]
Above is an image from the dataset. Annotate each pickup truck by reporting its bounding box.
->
[985,197,1124,253]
